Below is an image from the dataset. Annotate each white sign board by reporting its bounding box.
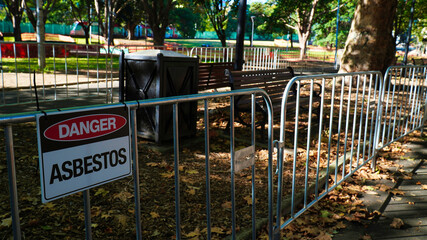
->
[37,106,132,203]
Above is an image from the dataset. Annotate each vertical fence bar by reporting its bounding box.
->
[83,190,92,240]
[131,108,142,239]
[96,45,100,95]
[173,103,181,240]
[109,49,114,102]
[13,43,19,103]
[315,78,326,197]
[204,100,212,240]
[76,47,80,96]
[230,96,236,239]
[65,45,69,98]
[86,44,90,95]
[5,125,22,240]
[291,82,300,217]
[27,44,33,102]
[53,45,57,100]
[304,81,314,207]
[0,43,4,105]
[251,93,256,240]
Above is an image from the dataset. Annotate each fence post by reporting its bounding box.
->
[5,125,22,240]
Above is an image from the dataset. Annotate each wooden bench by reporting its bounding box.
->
[198,62,234,91]
[412,58,427,65]
[225,67,322,129]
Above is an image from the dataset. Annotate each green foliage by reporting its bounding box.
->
[169,3,204,39]
[312,0,357,48]
[394,0,427,44]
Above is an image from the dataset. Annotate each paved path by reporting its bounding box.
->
[334,135,427,240]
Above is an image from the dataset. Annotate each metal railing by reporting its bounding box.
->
[274,71,384,237]
[189,46,337,71]
[273,65,427,238]
[374,65,427,165]
[0,42,117,107]
[0,44,338,108]
[1,88,274,240]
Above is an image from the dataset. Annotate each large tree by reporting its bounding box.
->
[24,0,59,68]
[339,0,398,74]
[24,0,59,31]
[273,0,330,59]
[117,0,144,40]
[194,0,237,47]
[3,0,25,41]
[169,2,204,39]
[68,0,93,44]
[141,0,175,46]
[94,0,129,45]
[312,0,357,48]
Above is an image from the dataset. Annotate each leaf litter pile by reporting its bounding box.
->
[0,79,424,239]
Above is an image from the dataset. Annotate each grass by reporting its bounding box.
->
[0,56,120,73]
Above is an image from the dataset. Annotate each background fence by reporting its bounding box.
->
[0,44,339,110]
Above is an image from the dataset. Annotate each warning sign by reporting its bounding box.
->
[37,106,132,203]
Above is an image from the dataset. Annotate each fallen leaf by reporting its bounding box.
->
[243,195,255,205]
[146,162,160,167]
[94,188,109,197]
[186,189,196,195]
[314,231,332,240]
[389,189,405,196]
[221,201,232,209]
[43,202,56,209]
[113,191,133,202]
[160,172,175,178]
[185,228,201,238]
[186,169,199,174]
[115,215,129,226]
[1,217,12,227]
[421,185,427,190]
[211,226,225,234]
[390,218,404,229]
[150,212,160,219]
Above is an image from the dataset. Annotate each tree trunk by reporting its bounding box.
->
[339,0,398,74]
[83,26,90,45]
[152,27,166,46]
[127,23,136,40]
[11,16,22,42]
[297,32,309,60]
[217,31,226,47]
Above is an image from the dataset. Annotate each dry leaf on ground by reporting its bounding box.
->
[390,218,404,229]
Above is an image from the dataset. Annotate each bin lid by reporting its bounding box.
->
[125,50,192,61]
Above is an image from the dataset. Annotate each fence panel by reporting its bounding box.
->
[375,65,427,154]
[0,42,116,108]
[273,72,383,238]
[1,89,274,239]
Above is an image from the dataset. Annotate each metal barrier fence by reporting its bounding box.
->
[375,65,427,153]
[272,66,427,238]
[0,42,117,106]
[273,71,384,237]
[2,66,427,239]
[1,88,274,239]
[189,47,281,70]
[0,44,337,108]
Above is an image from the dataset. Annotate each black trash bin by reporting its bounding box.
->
[119,50,199,142]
